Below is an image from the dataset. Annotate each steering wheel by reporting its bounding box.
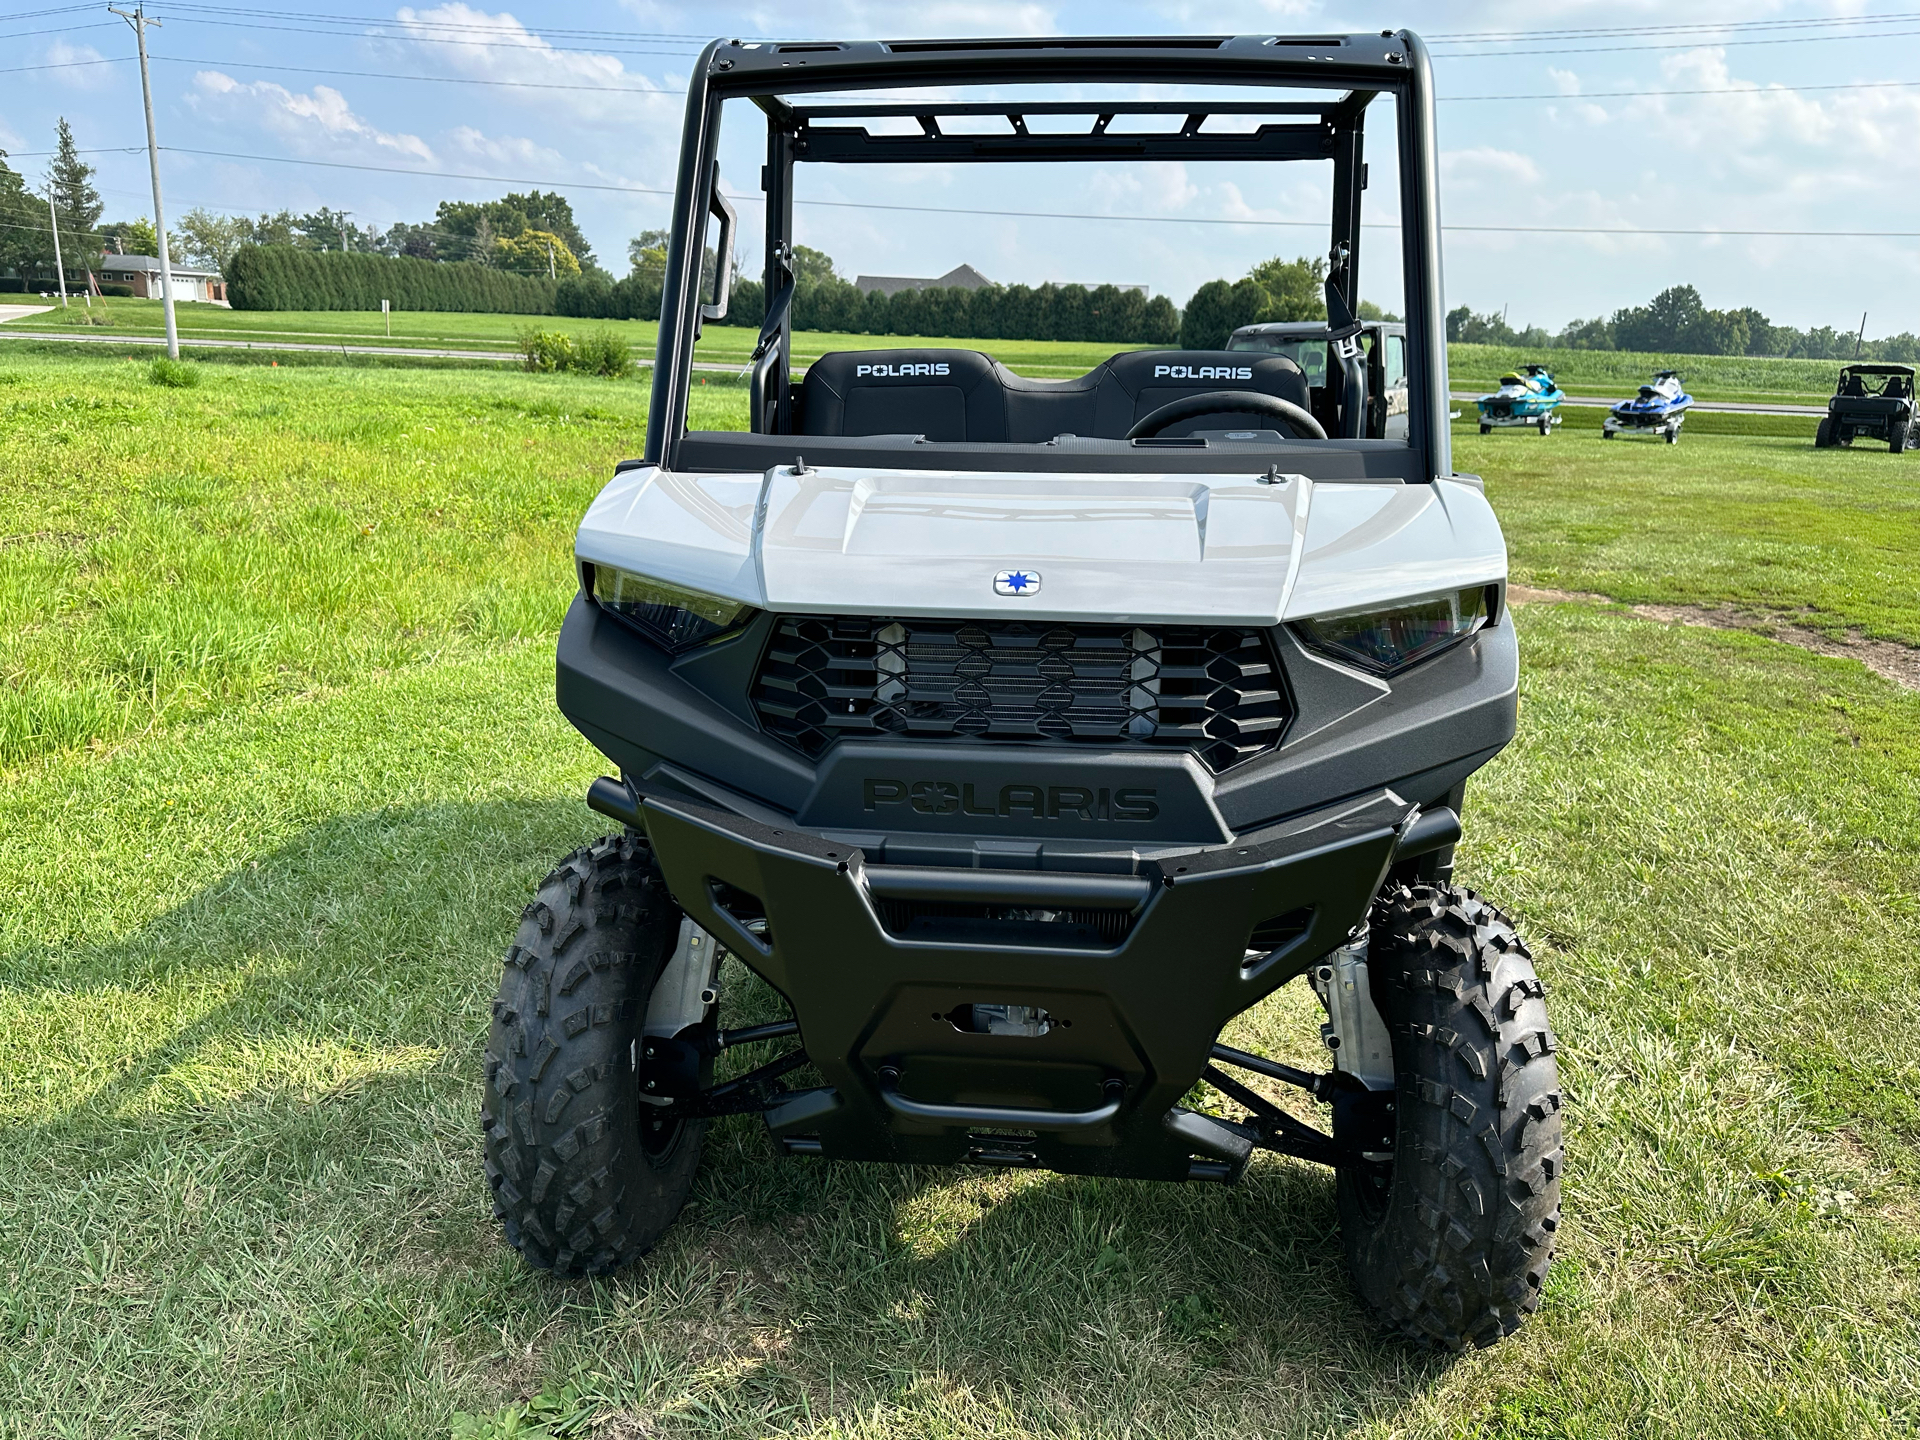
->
[1125,389,1328,442]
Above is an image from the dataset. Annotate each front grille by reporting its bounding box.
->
[750,616,1288,772]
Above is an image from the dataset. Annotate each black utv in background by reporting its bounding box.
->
[1229,320,1411,439]
[1817,364,1917,452]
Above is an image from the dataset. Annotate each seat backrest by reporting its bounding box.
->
[1842,374,1868,397]
[799,350,1008,441]
[1083,350,1311,437]
[1886,374,1912,400]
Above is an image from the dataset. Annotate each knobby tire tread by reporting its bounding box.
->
[1338,882,1563,1351]
[481,833,704,1277]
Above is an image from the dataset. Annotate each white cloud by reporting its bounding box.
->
[736,1,1058,35]
[441,126,566,171]
[1442,146,1541,187]
[1547,67,1581,97]
[394,4,636,87]
[45,41,111,91]
[1085,161,1199,215]
[190,72,436,162]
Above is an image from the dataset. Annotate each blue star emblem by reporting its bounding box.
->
[993,569,1041,596]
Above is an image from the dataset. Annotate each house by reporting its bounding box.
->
[854,263,996,297]
[96,254,227,304]
[853,263,1147,297]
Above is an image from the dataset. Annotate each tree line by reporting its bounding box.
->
[1449,286,1920,363]
[226,246,557,314]
[553,241,1185,345]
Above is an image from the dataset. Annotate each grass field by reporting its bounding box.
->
[0,296,1140,377]
[2,353,1918,1438]
[1447,343,1842,408]
[2,297,1860,397]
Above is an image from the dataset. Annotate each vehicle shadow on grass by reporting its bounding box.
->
[2,796,602,1137]
[620,1115,1453,1433]
[2,797,1452,1430]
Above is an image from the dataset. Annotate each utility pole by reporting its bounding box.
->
[46,193,68,307]
[547,240,555,279]
[1856,311,1868,359]
[111,3,177,358]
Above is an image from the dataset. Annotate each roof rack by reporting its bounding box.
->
[786,99,1369,164]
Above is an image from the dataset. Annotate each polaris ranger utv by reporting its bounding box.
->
[486,30,1562,1351]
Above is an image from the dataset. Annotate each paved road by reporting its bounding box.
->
[1451,388,1822,417]
[0,305,55,325]
[0,325,770,374]
[0,327,525,362]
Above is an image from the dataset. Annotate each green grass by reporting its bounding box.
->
[1452,411,1920,643]
[8,299,1867,397]
[2,353,1918,1437]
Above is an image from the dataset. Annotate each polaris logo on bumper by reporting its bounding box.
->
[1154,364,1253,381]
[863,779,1160,822]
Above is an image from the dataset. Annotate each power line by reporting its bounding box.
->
[1428,11,1920,41]
[9,49,1920,108]
[82,145,1917,240]
[16,142,1920,240]
[1429,25,1920,58]
[138,12,716,58]
[0,18,116,37]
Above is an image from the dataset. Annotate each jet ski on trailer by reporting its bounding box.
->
[1604,370,1691,444]
[1476,365,1563,434]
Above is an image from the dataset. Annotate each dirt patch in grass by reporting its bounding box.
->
[1510,585,1920,691]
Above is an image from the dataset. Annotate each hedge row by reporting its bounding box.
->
[555,272,664,321]
[226,245,559,313]
[734,278,1179,344]
[556,273,1180,344]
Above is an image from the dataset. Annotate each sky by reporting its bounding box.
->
[3,0,1918,334]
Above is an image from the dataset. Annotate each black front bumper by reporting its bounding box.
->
[641,786,1421,1181]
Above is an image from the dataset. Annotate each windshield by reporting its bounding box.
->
[647,38,1440,477]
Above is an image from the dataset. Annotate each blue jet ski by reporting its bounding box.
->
[1476,364,1564,434]
[1603,370,1691,444]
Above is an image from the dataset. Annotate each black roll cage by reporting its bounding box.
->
[644,31,1452,483]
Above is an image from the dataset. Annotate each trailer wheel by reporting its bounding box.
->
[483,833,706,1278]
[1337,882,1562,1351]
[1601,428,1614,440]
[1665,426,1679,445]
[1479,422,1491,435]
[1537,417,1550,435]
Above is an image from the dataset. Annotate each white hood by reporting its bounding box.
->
[574,463,1506,625]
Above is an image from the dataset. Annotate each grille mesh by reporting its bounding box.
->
[750,616,1288,772]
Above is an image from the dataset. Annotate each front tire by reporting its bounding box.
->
[1815,416,1835,449]
[483,833,705,1276]
[1337,883,1563,1350]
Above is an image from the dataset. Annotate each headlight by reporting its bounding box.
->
[590,565,754,650]
[1294,585,1495,675]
